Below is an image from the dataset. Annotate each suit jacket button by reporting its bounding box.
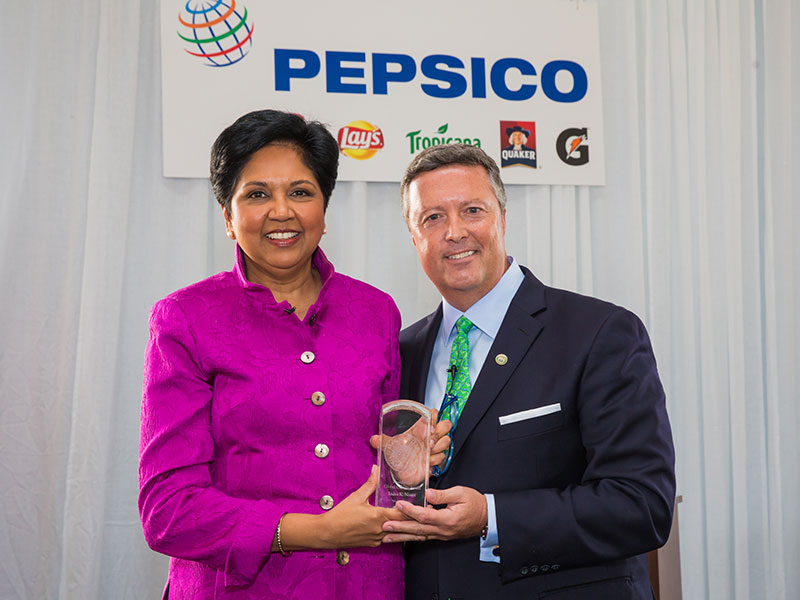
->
[336,550,350,565]
[314,443,330,458]
[319,495,334,510]
[520,566,529,575]
[530,565,538,573]
[551,564,560,571]
[301,351,315,364]
[540,565,550,572]
[311,391,326,406]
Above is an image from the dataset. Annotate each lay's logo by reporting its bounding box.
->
[337,120,384,160]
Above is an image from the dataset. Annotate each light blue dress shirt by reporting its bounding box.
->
[424,257,525,563]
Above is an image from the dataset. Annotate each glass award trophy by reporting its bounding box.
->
[374,400,432,508]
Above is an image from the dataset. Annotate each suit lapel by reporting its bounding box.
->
[409,306,442,403]
[450,269,546,463]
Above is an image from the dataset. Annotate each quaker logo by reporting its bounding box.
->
[499,121,537,169]
[556,128,590,165]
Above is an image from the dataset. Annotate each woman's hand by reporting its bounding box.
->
[316,465,406,548]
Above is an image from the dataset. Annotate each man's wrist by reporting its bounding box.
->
[479,493,500,563]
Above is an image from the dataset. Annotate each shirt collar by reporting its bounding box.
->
[232,244,335,301]
[440,257,525,342]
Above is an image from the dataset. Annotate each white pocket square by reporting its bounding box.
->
[498,403,561,425]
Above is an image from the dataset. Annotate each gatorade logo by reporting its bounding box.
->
[337,121,384,160]
[556,127,590,165]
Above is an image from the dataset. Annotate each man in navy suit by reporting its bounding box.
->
[382,144,675,599]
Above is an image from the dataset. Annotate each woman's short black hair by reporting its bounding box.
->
[210,109,339,215]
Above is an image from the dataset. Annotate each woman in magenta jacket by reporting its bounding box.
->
[139,110,445,599]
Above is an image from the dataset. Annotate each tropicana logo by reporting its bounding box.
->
[177,0,254,67]
[337,120,385,160]
[405,123,481,155]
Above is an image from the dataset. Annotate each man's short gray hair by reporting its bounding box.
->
[400,144,507,225]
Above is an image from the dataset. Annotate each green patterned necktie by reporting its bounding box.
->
[441,316,475,424]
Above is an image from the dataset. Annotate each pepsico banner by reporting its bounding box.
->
[161,0,605,185]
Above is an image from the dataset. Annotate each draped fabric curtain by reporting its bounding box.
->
[1,1,797,598]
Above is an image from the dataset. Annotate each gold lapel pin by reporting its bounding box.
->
[495,353,508,366]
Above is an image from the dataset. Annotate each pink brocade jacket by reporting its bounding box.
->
[139,247,403,599]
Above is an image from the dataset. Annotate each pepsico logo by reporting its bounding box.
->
[337,121,384,160]
[177,0,254,67]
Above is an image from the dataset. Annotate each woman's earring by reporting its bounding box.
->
[227,230,235,240]
[322,227,327,235]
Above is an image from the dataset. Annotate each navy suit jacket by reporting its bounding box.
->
[400,267,675,600]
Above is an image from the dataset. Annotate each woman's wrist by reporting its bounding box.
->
[314,510,338,549]
[276,513,330,552]
[276,513,292,556]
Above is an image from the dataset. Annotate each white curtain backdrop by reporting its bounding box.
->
[1,1,797,598]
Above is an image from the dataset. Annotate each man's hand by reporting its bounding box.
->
[369,410,453,485]
[381,486,488,543]
[429,417,453,469]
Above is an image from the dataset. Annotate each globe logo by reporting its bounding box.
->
[177,0,254,67]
